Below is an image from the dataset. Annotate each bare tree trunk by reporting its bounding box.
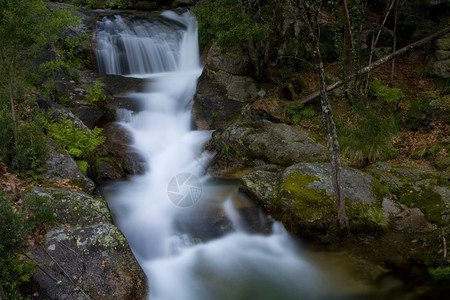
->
[364,0,395,92]
[390,0,399,86]
[291,25,450,105]
[342,0,353,77]
[7,57,18,146]
[296,0,349,236]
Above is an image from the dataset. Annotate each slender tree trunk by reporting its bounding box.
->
[364,0,395,92]
[390,0,399,86]
[7,57,18,146]
[296,0,348,236]
[291,25,450,105]
[342,0,353,77]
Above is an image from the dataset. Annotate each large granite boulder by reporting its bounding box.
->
[25,187,148,299]
[207,119,327,177]
[240,163,382,238]
[28,224,147,300]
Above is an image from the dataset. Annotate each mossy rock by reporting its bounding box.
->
[28,187,112,227]
[241,163,383,239]
[27,224,147,299]
[367,162,449,226]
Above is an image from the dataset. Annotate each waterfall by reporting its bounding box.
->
[98,11,351,300]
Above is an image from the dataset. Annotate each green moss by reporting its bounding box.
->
[281,172,333,221]
[399,187,445,225]
[429,266,450,280]
[371,177,387,201]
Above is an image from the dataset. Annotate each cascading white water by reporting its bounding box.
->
[98,11,360,300]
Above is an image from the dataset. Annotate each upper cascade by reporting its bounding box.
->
[94,14,190,75]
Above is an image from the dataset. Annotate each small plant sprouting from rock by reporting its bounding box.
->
[286,103,316,123]
[41,114,105,174]
[360,206,387,227]
[86,80,106,104]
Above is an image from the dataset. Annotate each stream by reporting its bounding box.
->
[97,10,379,300]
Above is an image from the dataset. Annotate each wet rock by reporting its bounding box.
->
[28,187,112,226]
[436,38,450,50]
[44,142,96,194]
[28,224,147,300]
[102,123,146,175]
[240,163,380,238]
[193,68,243,130]
[73,106,104,129]
[97,160,124,181]
[435,50,450,60]
[392,207,436,234]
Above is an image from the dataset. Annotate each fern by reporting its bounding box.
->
[42,116,104,172]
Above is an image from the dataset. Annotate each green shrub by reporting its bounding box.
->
[0,109,46,173]
[360,207,387,227]
[429,266,450,280]
[369,80,405,105]
[86,80,106,104]
[286,103,316,123]
[12,122,47,172]
[338,111,398,166]
[42,114,105,172]
[0,190,35,298]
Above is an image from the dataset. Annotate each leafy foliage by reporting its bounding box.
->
[193,0,271,50]
[41,114,105,172]
[286,103,317,123]
[24,193,57,230]
[369,80,405,104]
[0,109,47,172]
[429,266,450,280]
[0,190,35,298]
[86,80,107,104]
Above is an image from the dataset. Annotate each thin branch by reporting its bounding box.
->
[288,25,450,106]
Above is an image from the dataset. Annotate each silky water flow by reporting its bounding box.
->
[98,11,364,300]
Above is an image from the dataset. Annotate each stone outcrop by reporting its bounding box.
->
[206,119,327,177]
[240,163,381,238]
[433,33,450,78]
[44,142,96,194]
[102,123,146,175]
[26,187,148,299]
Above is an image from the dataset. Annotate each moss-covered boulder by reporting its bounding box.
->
[28,224,147,299]
[25,188,148,298]
[240,163,383,239]
[367,162,449,226]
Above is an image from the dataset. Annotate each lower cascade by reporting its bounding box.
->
[99,10,356,300]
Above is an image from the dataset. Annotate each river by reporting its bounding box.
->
[97,10,376,300]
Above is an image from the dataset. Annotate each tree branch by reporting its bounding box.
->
[290,25,450,105]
